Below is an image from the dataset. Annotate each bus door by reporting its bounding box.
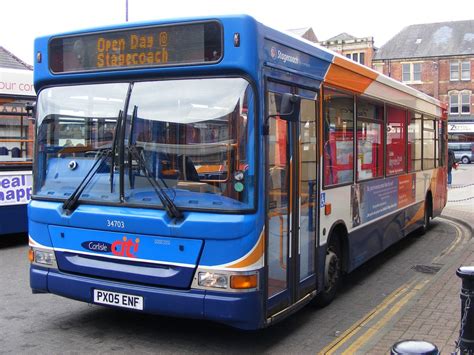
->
[265,81,319,318]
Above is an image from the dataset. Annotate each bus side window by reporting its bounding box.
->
[323,87,354,187]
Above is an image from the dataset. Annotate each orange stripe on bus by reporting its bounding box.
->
[405,204,424,229]
[227,231,265,269]
[325,57,378,94]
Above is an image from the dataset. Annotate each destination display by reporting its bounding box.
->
[49,21,222,73]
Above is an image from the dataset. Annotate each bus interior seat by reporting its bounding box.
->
[11,147,21,158]
[0,147,8,155]
[178,155,200,182]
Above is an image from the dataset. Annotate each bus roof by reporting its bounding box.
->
[33,14,445,117]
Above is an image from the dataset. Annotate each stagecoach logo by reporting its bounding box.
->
[81,241,112,253]
[270,46,277,59]
[270,46,300,65]
[111,236,140,258]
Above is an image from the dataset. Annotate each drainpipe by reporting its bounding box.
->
[433,60,439,99]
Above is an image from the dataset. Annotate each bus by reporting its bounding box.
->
[29,15,448,329]
[0,67,35,235]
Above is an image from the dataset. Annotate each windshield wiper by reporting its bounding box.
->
[128,144,183,219]
[109,110,123,193]
[62,149,111,215]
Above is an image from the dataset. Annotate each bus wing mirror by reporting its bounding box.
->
[278,93,300,122]
[264,93,301,135]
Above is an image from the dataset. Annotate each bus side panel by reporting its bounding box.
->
[28,219,53,246]
[431,167,448,218]
[403,201,425,236]
[347,209,405,271]
[0,205,28,235]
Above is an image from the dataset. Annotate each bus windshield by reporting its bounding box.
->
[35,78,255,212]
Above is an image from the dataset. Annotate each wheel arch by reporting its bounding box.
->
[326,220,350,273]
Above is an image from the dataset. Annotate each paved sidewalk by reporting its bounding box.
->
[361,208,473,354]
[360,168,474,354]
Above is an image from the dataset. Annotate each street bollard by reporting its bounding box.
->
[456,266,474,353]
[390,340,439,354]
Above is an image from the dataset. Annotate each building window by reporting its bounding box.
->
[450,93,459,114]
[450,62,460,81]
[402,64,410,82]
[450,91,471,115]
[413,63,421,81]
[402,62,422,83]
[451,61,471,81]
[461,61,471,81]
[346,52,365,65]
[461,92,471,114]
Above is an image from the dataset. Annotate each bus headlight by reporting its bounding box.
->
[198,272,228,289]
[29,247,57,268]
[193,269,259,292]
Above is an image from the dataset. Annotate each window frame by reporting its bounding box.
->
[322,86,355,189]
[461,91,471,115]
[461,61,471,81]
[386,105,408,176]
[450,61,460,81]
[450,91,471,115]
[422,115,437,170]
[355,96,385,182]
[407,111,423,173]
[449,92,460,114]
[401,62,422,83]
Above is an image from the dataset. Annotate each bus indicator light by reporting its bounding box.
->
[230,274,257,289]
[325,203,332,216]
[28,248,34,263]
[233,33,240,47]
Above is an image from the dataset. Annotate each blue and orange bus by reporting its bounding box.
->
[0,67,35,235]
[29,15,447,329]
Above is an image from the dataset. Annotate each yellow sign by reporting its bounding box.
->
[96,32,169,68]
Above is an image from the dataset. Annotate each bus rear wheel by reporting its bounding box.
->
[313,239,341,307]
[418,199,432,236]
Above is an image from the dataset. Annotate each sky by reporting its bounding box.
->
[2,0,474,65]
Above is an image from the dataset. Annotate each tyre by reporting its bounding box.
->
[313,238,342,307]
[461,156,470,164]
[417,199,432,236]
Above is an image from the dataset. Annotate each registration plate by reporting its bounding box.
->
[93,289,143,310]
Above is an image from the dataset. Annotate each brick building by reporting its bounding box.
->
[319,33,375,67]
[372,20,474,143]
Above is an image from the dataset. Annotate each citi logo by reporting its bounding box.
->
[112,236,140,258]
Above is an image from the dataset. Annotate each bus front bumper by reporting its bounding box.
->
[30,266,263,330]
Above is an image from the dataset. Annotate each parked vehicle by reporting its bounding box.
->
[448,142,474,164]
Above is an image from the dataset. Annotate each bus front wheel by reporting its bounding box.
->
[314,239,341,307]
